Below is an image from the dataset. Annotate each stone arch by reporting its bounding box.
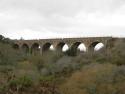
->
[71,42,86,52]
[31,43,40,54]
[68,42,86,56]
[42,42,54,52]
[89,41,105,52]
[13,44,19,49]
[56,42,69,52]
[21,43,29,54]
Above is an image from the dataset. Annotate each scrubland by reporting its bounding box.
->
[0,35,125,94]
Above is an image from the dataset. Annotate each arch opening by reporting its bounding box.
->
[13,44,19,49]
[89,41,105,52]
[94,43,104,51]
[21,44,29,54]
[70,42,86,55]
[31,43,40,54]
[56,42,69,52]
[50,45,54,50]
[42,43,54,52]
[78,44,86,52]
[72,42,86,52]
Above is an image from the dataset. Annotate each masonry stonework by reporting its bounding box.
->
[13,37,119,54]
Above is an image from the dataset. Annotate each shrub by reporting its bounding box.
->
[28,55,45,71]
[109,39,125,65]
[41,56,81,77]
[39,75,55,83]
[60,64,125,94]
[0,85,8,94]
[43,51,64,63]
[29,51,63,71]
[0,43,24,65]
[8,76,33,91]
[38,75,60,94]
[0,65,14,73]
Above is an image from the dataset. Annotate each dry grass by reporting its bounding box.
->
[60,63,125,94]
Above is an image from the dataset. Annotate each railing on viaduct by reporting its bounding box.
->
[12,37,118,55]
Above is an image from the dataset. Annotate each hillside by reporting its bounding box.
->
[0,35,125,94]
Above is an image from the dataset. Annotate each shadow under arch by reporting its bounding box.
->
[21,43,29,54]
[89,41,105,52]
[69,42,86,56]
[71,42,86,51]
[13,44,19,50]
[56,42,69,52]
[42,42,54,52]
[31,43,40,54]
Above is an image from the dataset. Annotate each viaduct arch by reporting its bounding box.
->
[13,37,117,55]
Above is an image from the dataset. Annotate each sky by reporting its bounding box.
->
[0,0,125,39]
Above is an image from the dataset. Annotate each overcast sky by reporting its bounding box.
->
[0,0,125,39]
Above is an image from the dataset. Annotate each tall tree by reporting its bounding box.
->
[0,35,4,41]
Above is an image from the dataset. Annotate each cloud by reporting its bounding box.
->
[0,0,125,39]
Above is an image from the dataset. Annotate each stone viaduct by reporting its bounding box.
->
[13,37,117,55]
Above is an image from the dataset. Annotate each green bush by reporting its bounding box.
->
[109,40,125,65]
[8,76,33,91]
[0,85,8,94]
[60,64,125,94]
[29,51,63,72]
[0,43,24,65]
[39,75,55,83]
[28,55,45,71]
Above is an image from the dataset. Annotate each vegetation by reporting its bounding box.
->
[60,64,125,94]
[0,35,125,94]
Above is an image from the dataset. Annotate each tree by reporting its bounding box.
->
[0,35,4,41]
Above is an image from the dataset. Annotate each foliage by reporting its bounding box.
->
[0,35,13,44]
[0,35,125,94]
[8,76,33,90]
[0,42,24,65]
[108,39,125,65]
[39,75,55,82]
[60,64,125,94]
[29,55,45,71]
[29,51,63,72]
